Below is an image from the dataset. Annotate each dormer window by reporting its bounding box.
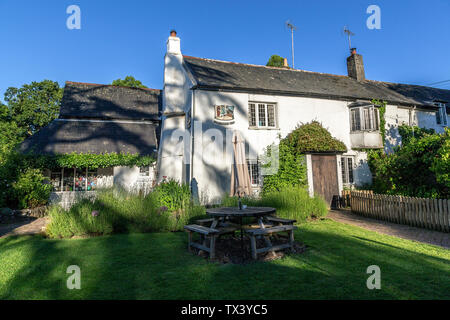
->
[350,105,380,132]
[435,102,448,126]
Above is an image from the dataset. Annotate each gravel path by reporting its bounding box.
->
[328,209,450,249]
[0,217,48,238]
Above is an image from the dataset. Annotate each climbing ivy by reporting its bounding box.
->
[21,152,155,170]
[371,99,387,145]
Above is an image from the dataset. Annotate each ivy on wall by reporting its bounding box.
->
[22,152,156,170]
[262,121,347,193]
[371,99,387,145]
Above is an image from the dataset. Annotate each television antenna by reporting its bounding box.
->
[286,20,297,68]
[343,26,355,50]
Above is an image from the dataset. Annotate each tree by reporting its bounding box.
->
[112,76,147,88]
[266,55,286,67]
[4,80,62,137]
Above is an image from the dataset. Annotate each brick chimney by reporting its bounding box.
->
[347,48,365,81]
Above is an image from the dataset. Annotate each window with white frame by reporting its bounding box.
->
[247,159,261,187]
[341,157,354,185]
[350,106,380,132]
[435,102,448,126]
[248,102,277,128]
[139,166,150,177]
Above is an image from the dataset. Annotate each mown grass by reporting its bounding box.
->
[1,219,448,300]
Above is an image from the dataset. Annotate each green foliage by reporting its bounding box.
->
[266,55,286,67]
[221,186,328,222]
[0,151,155,208]
[368,127,449,198]
[398,124,435,145]
[12,168,52,209]
[3,80,62,137]
[46,187,205,238]
[285,121,347,154]
[112,76,147,88]
[262,141,307,193]
[261,121,345,193]
[153,178,191,212]
[371,99,387,144]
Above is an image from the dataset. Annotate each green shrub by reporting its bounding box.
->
[368,127,449,198]
[262,121,346,194]
[221,186,328,222]
[153,178,191,212]
[46,187,204,238]
[12,168,52,209]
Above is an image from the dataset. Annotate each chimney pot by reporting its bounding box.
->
[350,47,357,55]
[166,30,181,55]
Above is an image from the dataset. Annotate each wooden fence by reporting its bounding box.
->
[350,191,450,233]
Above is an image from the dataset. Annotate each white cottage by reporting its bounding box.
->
[157,32,449,205]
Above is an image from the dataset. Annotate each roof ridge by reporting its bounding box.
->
[65,81,161,92]
[182,55,352,79]
[367,79,450,92]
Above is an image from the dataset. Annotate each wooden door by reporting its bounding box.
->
[311,154,339,206]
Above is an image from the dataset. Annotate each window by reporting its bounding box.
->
[248,102,277,128]
[50,170,62,192]
[247,159,261,187]
[435,103,448,126]
[139,166,150,177]
[341,157,354,185]
[350,106,380,132]
[50,168,101,192]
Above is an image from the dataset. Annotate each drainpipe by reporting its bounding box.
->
[189,89,195,190]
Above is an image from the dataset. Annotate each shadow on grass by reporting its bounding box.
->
[1,221,449,299]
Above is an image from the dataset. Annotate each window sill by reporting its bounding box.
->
[248,126,280,130]
[350,130,380,134]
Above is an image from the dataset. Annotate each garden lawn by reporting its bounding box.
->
[0,219,449,299]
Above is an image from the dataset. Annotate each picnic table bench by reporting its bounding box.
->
[184,207,298,260]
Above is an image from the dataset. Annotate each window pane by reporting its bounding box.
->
[267,104,275,127]
[248,103,256,126]
[139,166,150,176]
[347,158,354,183]
[375,108,380,130]
[50,170,62,192]
[351,109,360,131]
[341,158,348,184]
[258,104,266,127]
[87,169,98,191]
[442,105,448,125]
[63,168,74,191]
[363,108,370,130]
[247,160,260,186]
[75,168,86,191]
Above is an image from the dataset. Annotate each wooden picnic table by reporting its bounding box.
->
[186,207,297,260]
[206,206,277,250]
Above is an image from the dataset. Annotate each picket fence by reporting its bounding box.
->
[349,191,449,233]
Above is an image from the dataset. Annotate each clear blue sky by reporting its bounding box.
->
[1,0,449,102]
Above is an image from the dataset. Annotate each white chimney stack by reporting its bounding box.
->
[166,30,181,55]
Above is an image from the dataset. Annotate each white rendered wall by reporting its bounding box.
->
[191,90,366,203]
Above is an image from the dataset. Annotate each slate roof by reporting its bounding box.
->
[60,82,161,120]
[19,81,161,156]
[183,56,450,108]
[19,119,159,156]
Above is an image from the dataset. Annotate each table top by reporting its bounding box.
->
[206,206,276,217]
